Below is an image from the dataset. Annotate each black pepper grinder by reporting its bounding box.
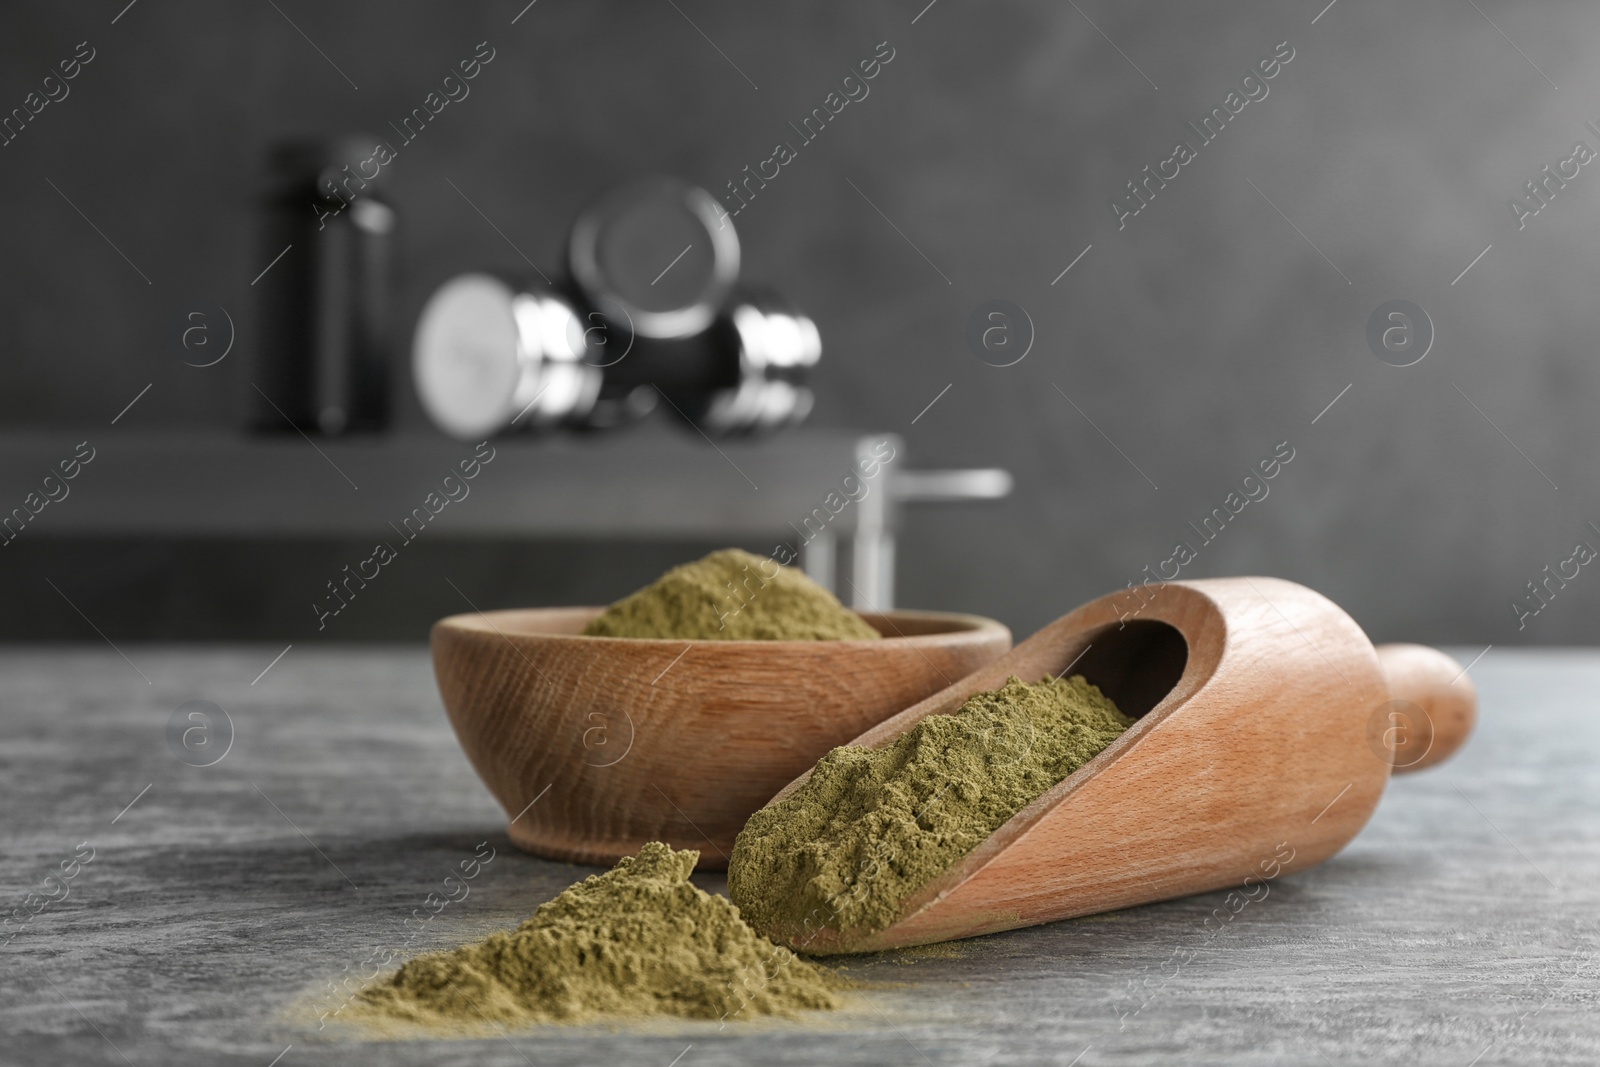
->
[253,136,397,435]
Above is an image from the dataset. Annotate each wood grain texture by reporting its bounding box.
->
[763,578,1474,954]
[1375,642,1478,773]
[431,607,1011,870]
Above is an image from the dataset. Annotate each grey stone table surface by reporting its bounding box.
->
[1,645,1596,1067]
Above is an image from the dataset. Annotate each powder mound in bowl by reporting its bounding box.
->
[728,675,1135,951]
[357,842,841,1028]
[582,547,881,641]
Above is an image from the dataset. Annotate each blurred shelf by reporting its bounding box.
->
[0,427,1009,609]
[0,428,885,539]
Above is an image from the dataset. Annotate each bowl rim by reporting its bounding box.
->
[432,606,1010,647]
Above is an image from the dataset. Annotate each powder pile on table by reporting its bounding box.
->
[357,842,840,1028]
[728,675,1135,951]
[582,547,880,641]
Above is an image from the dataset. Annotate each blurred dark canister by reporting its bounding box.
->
[252,137,396,435]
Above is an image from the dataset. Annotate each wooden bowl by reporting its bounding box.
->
[431,607,1011,870]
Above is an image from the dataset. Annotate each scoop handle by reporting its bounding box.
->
[1374,643,1478,773]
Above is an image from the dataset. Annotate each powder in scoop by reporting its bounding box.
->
[582,548,880,641]
[356,842,841,1028]
[728,675,1134,951]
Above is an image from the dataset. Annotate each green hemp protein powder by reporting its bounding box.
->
[582,548,880,641]
[358,843,840,1028]
[728,675,1135,951]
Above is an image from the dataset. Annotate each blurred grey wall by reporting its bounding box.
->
[1,0,1596,645]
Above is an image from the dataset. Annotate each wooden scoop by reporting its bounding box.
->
[752,577,1476,955]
